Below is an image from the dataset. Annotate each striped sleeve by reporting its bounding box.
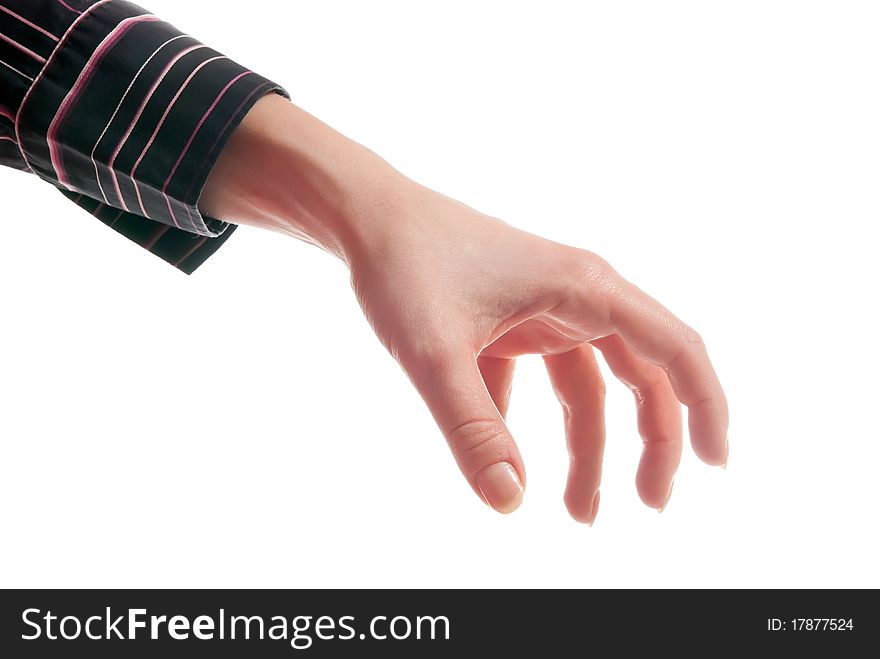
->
[0,0,288,274]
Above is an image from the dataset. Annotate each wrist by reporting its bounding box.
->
[200,93,412,265]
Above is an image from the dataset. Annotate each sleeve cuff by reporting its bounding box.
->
[16,0,289,274]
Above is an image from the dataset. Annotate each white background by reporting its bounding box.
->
[1,0,878,588]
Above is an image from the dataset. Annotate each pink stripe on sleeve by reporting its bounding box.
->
[56,1,83,14]
[0,5,60,42]
[159,70,252,233]
[107,44,208,211]
[162,71,252,192]
[14,0,116,174]
[0,30,47,64]
[129,55,228,219]
[0,105,14,122]
[91,34,189,204]
[46,14,160,189]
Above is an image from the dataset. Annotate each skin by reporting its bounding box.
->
[200,93,729,524]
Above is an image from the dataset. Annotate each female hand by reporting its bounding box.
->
[346,183,728,522]
[201,94,729,523]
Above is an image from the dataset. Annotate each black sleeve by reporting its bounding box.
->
[0,0,288,274]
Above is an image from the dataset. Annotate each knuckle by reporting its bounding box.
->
[633,364,669,393]
[397,333,457,373]
[663,322,704,368]
[578,249,614,281]
[446,419,509,462]
[670,325,704,366]
[645,432,680,450]
[684,326,704,347]
[562,248,620,309]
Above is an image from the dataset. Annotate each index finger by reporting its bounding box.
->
[597,275,729,467]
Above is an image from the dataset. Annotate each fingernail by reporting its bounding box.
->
[587,490,601,527]
[721,436,729,470]
[476,462,523,514]
[658,479,675,513]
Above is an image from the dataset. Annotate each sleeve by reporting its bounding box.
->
[3,0,288,275]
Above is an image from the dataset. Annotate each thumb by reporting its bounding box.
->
[404,347,525,514]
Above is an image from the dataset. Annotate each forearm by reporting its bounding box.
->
[199,93,408,265]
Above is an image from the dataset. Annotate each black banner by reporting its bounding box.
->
[0,589,874,657]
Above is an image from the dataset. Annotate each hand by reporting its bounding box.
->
[201,94,729,523]
[346,184,728,522]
